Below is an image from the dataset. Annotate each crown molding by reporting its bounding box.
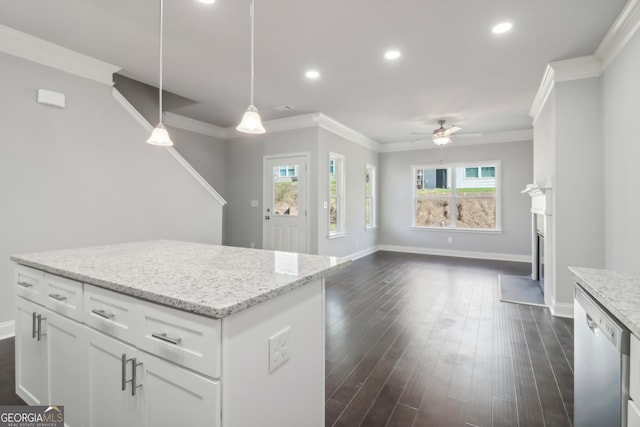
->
[112,88,227,206]
[529,55,602,123]
[316,113,382,152]
[378,129,533,153]
[0,24,120,86]
[596,0,640,69]
[226,112,383,152]
[164,112,227,140]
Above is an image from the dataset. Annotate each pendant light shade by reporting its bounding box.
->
[432,135,452,146]
[236,0,265,134]
[237,105,266,134]
[147,0,174,146]
[147,123,174,146]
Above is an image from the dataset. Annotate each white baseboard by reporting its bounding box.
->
[551,302,574,319]
[377,244,531,263]
[0,320,15,340]
[346,245,379,261]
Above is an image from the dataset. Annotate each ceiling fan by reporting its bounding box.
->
[411,120,462,145]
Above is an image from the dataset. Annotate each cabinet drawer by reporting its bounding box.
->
[84,285,138,343]
[42,273,83,321]
[631,334,640,401]
[15,265,45,305]
[137,300,221,378]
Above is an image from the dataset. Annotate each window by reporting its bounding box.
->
[278,165,298,178]
[329,153,345,236]
[365,164,376,229]
[273,165,299,216]
[413,162,500,230]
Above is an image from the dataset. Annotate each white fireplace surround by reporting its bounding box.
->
[521,185,553,308]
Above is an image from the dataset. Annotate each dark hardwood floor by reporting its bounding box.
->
[324,251,573,427]
[0,250,573,426]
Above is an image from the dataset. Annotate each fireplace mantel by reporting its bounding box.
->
[522,184,552,216]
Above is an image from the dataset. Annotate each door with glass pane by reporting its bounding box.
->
[263,155,308,253]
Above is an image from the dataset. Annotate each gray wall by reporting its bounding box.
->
[224,127,380,258]
[317,129,379,257]
[379,141,533,257]
[602,27,640,273]
[225,128,320,252]
[0,52,223,325]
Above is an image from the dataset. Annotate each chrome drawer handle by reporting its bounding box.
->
[151,332,181,345]
[91,309,115,319]
[37,314,46,341]
[121,353,142,396]
[17,281,33,288]
[48,293,68,302]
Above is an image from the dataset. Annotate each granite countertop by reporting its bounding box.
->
[11,240,350,319]
[570,267,640,338]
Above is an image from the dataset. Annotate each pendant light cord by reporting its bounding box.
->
[159,0,165,124]
[250,0,255,106]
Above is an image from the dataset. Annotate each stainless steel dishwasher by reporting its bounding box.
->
[575,285,630,427]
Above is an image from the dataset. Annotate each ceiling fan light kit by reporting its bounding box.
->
[147,0,174,147]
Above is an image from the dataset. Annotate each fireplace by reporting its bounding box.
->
[522,185,552,305]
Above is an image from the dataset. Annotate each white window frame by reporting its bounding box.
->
[365,163,377,230]
[411,160,501,233]
[328,152,346,238]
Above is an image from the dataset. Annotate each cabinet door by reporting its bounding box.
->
[46,309,86,427]
[139,351,220,427]
[629,400,640,427]
[15,297,47,405]
[631,334,640,401]
[86,328,141,427]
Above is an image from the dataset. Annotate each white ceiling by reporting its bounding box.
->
[0,0,628,144]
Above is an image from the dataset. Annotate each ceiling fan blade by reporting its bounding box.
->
[443,126,462,136]
[410,132,431,135]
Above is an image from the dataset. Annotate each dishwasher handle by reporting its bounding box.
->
[586,313,599,335]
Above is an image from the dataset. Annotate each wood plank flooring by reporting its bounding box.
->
[0,250,574,426]
[324,251,573,427]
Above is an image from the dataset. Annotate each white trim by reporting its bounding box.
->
[378,244,531,263]
[550,302,574,319]
[164,112,227,139]
[0,24,120,86]
[0,321,15,340]
[317,114,382,152]
[381,129,533,153]
[365,163,377,229]
[596,0,640,70]
[112,88,227,206]
[530,56,602,123]
[346,245,379,261]
[410,226,502,234]
[327,232,347,240]
[329,152,347,237]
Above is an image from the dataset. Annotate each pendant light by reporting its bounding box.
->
[147,0,174,146]
[236,0,266,134]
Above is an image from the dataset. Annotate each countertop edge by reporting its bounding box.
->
[11,255,351,319]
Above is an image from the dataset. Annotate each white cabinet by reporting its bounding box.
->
[630,400,640,427]
[15,298,47,406]
[631,334,640,402]
[15,296,86,427]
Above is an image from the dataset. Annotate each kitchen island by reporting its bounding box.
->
[11,240,350,427]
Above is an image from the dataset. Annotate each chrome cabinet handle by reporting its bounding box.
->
[91,309,114,319]
[32,312,37,339]
[17,281,33,288]
[151,332,181,345]
[121,354,127,391]
[36,314,46,341]
[121,353,142,396]
[48,293,67,302]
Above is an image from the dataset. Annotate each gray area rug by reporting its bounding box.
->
[499,274,544,306]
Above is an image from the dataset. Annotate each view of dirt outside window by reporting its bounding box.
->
[414,164,497,230]
[273,165,299,216]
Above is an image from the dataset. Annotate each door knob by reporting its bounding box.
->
[265,215,270,220]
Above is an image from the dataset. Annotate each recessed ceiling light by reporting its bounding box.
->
[492,22,513,34]
[384,50,401,60]
[198,0,215,4]
[305,70,320,79]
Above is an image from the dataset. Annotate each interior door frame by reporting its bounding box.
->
[262,152,311,253]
